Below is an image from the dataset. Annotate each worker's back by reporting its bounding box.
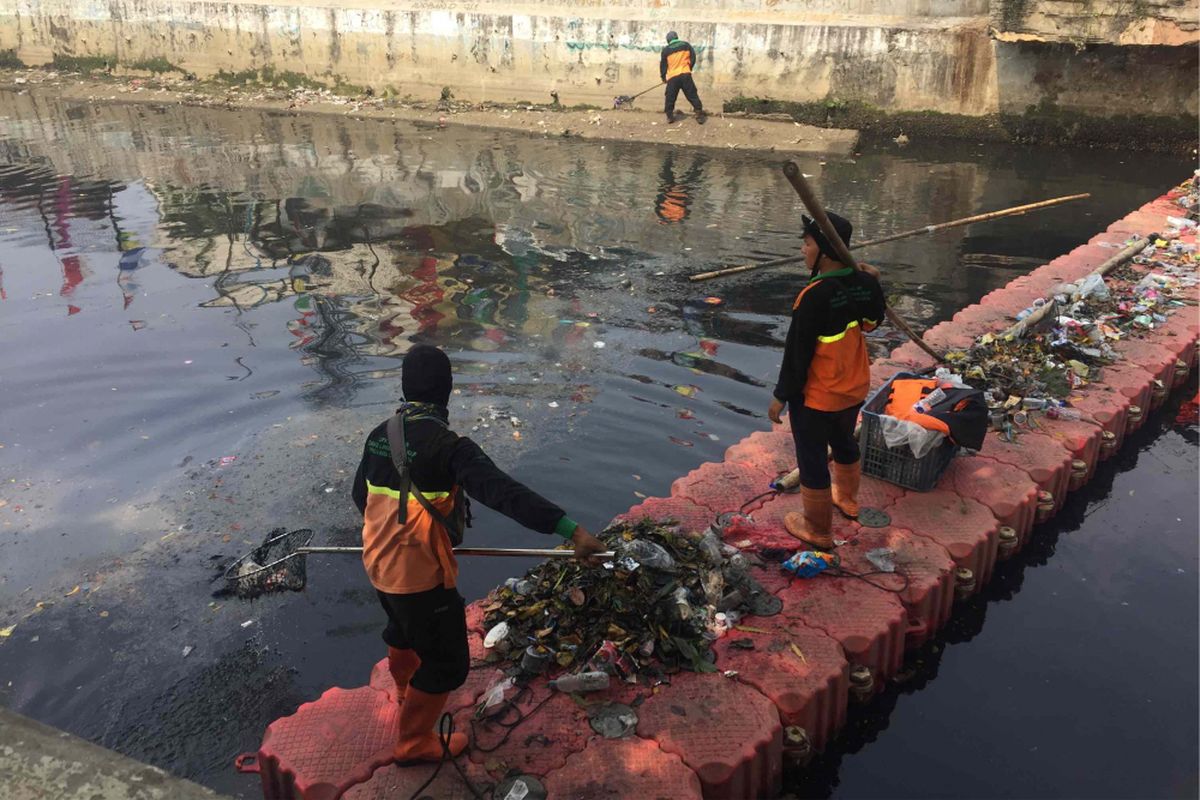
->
[661,38,695,81]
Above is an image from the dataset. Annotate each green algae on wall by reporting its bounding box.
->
[725,95,1198,155]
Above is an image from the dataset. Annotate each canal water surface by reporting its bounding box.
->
[0,90,1195,798]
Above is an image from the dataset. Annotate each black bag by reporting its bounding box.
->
[386,412,468,546]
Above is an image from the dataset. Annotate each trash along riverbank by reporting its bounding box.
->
[0,67,858,157]
[231,177,1198,799]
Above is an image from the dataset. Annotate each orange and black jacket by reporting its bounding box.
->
[660,39,697,82]
[774,267,886,412]
[352,407,577,595]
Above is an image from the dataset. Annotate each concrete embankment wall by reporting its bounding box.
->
[0,0,1196,119]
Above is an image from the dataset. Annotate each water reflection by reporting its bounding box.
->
[0,86,1193,800]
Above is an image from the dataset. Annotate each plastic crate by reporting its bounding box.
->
[859,372,957,491]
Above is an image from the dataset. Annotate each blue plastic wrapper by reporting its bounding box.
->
[782,550,839,578]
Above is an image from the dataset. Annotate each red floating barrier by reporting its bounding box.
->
[637,672,783,800]
[938,455,1038,549]
[614,494,717,535]
[835,526,956,648]
[713,623,848,751]
[672,460,775,516]
[724,429,798,478]
[887,489,1000,591]
[468,686,593,778]
[342,755,492,800]
[543,735,703,799]
[775,570,908,681]
[979,430,1073,518]
[235,687,400,800]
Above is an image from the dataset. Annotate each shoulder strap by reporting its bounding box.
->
[385,412,462,539]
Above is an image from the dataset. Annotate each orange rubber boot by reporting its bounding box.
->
[387,647,420,704]
[393,686,468,763]
[830,460,861,519]
[784,486,834,551]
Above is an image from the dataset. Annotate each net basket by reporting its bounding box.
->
[223,528,314,599]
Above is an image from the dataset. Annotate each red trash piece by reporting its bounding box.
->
[939,455,1038,548]
[775,572,907,681]
[979,430,1073,518]
[245,686,398,800]
[636,671,782,800]
[614,495,716,535]
[724,429,796,479]
[728,492,860,552]
[543,735,703,799]
[712,622,848,751]
[887,489,999,592]
[835,526,956,648]
[671,460,774,515]
[342,749,492,800]
[468,685,594,777]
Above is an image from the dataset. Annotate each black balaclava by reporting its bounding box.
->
[401,344,453,408]
[802,212,853,277]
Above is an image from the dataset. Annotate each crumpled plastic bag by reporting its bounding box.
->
[1074,273,1110,301]
[880,414,946,458]
[865,548,897,573]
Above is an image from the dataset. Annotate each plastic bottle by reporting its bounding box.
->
[1046,406,1082,421]
[620,540,675,570]
[672,586,692,620]
[697,528,724,565]
[914,387,947,414]
[549,671,611,693]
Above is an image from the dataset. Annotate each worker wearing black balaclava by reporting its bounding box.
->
[768,212,887,551]
[351,344,605,764]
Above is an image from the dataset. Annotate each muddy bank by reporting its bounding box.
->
[725,95,1199,156]
[0,67,858,156]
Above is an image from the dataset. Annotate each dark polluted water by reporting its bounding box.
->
[0,89,1194,798]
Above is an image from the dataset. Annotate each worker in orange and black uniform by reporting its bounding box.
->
[767,213,886,551]
[660,31,705,125]
[352,344,607,763]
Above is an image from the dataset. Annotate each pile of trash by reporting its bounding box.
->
[479,520,780,682]
[942,217,1197,440]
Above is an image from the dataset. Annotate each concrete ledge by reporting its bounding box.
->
[0,707,233,800]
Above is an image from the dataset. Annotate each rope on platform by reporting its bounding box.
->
[405,713,488,800]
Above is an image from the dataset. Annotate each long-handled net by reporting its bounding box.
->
[222,528,617,600]
[223,528,315,599]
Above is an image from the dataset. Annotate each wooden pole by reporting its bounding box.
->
[997,235,1149,341]
[781,161,945,363]
[688,192,1091,282]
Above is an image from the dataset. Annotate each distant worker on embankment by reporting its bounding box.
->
[352,344,606,763]
[660,31,706,125]
[767,213,886,551]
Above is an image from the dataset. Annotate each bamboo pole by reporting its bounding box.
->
[998,235,1149,341]
[688,192,1092,282]
[781,161,945,363]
